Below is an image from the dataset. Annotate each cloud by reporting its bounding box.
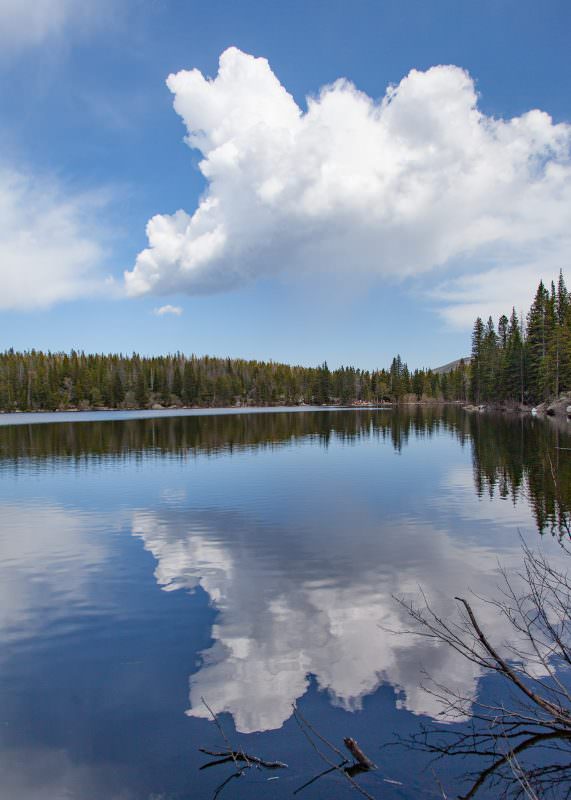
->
[0,168,110,310]
[0,0,72,47]
[0,0,107,51]
[433,261,568,328]
[153,304,183,316]
[126,48,571,324]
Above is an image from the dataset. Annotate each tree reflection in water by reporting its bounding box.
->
[2,406,569,537]
[398,414,571,799]
[395,541,571,799]
[1,407,571,798]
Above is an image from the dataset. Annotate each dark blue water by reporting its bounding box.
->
[0,408,569,799]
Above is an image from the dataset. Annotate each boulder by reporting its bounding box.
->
[546,392,571,418]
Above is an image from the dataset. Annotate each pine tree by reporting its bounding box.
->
[412,369,424,401]
[111,367,123,407]
[314,362,331,405]
[135,369,148,407]
[496,315,509,400]
[481,317,498,401]
[526,281,550,402]
[470,317,485,403]
[182,362,195,406]
[544,283,559,397]
[390,355,405,402]
[505,308,524,404]
[556,270,571,393]
[498,314,508,349]
[172,363,183,400]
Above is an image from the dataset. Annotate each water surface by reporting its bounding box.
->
[0,408,569,799]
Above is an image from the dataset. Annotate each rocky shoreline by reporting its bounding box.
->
[463,391,571,418]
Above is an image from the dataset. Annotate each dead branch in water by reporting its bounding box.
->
[393,543,571,800]
[292,704,377,800]
[344,737,377,770]
[199,697,288,799]
[199,748,287,770]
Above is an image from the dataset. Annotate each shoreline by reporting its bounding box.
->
[464,392,571,419]
[0,401,467,427]
[0,404,387,428]
[0,400,468,416]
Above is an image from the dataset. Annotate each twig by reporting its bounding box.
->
[293,704,346,760]
[212,770,241,800]
[199,748,287,769]
[504,738,540,800]
[201,697,247,771]
[199,755,235,771]
[292,706,377,800]
[455,597,571,727]
[293,765,338,795]
[430,768,448,800]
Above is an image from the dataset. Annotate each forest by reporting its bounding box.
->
[0,348,466,411]
[0,272,569,412]
[470,270,571,405]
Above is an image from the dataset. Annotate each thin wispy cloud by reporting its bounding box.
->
[0,0,73,48]
[0,167,111,310]
[0,0,111,51]
[126,47,571,327]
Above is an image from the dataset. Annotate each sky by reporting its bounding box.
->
[0,0,570,370]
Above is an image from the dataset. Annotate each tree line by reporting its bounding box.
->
[0,350,469,412]
[1,270,568,412]
[470,270,571,405]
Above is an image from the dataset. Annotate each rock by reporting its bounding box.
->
[546,392,571,418]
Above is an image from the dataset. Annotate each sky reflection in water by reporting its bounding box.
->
[0,408,569,799]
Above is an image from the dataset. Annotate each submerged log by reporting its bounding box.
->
[343,738,377,770]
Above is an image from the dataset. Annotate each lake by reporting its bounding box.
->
[1,407,570,800]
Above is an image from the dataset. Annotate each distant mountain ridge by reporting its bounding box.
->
[432,357,471,375]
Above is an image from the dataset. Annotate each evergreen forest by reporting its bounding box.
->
[0,271,569,412]
[0,349,461,410]
[470,270,571,405]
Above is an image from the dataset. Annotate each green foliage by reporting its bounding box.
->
[0,349,467,411]
[468,270,571,404]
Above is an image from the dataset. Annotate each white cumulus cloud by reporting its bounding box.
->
[126,47,571,325]
[0,168,110,310]
[153,304,183,316]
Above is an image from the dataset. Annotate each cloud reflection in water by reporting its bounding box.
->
[131,492,554,734]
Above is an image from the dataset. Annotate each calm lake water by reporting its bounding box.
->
[1,407,570,800]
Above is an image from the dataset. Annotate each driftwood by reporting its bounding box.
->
[391,539,571,800]
[292,705,377,799]
[199,697,288,799]
[344,737,377,770]
[199,696,380,798]
[199,748,287,770]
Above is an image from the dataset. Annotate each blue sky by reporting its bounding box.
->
[0,0,570,369]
